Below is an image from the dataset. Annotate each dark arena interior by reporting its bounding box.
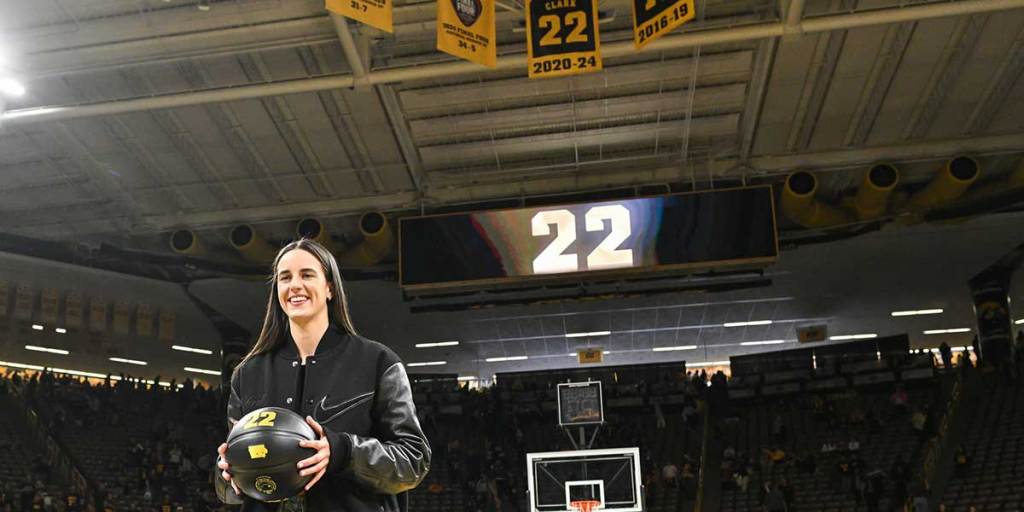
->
[1,0,1024,511]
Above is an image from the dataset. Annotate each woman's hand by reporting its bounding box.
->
[297,416,331,491]
[216,443,241,496]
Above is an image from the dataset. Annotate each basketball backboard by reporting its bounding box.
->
[527,447,642,512]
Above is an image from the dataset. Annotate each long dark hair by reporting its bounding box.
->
[241,239,358,363]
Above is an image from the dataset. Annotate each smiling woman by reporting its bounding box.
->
[215,239,431,512]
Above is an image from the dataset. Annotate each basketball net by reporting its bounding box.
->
[570,500,603,512]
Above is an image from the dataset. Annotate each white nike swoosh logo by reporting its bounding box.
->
[314,391,374,424]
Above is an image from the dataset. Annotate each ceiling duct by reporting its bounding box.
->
[228,224,277,264]
[338,212,393,267]
[853,164,900,220]
[905,156,980,211]
[169,229,204,255]
[780,171,854,228]
[295,218,341,253]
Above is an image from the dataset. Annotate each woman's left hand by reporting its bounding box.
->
[297,416,331,491]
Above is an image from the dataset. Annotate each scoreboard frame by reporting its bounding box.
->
[557,381,605,427]
[398,185,779,292]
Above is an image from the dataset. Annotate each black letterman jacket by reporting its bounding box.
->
[216,326,431,512]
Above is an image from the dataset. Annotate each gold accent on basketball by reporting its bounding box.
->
[255,476,277,495]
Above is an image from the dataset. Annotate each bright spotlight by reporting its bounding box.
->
[0,77,25,97]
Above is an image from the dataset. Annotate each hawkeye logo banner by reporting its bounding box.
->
[326,0,393,33]
[631,0,694,49]
[526,0,602,79]
[437,0,497,67]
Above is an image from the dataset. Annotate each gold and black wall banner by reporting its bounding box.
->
[631,0,694,49]
[526,0,602,78]
[437,0,497,67]
[326,0,393,33]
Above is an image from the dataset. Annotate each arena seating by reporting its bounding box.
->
[940,376,1024,511]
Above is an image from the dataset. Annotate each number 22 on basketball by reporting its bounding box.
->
[531,205,634,274]
[244,411,277,429]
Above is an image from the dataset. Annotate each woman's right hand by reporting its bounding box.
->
[217,443,241,496]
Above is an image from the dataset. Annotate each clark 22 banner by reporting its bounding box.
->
[526,0,602,78]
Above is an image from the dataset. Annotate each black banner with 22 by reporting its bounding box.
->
[526,0,602,78]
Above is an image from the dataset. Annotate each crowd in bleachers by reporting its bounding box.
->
[0,336,1021,512]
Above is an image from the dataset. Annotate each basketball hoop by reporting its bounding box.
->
[570,500,602,512]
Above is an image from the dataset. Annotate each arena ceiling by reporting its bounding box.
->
[0,0,1023,381]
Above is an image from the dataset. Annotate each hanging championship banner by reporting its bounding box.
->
[526,0,602,79]
[326,0,393,33]
[65,291,83,330]
[40,288,60,326]
[631,0,694,49]
[89,297,108,333]
[0,280,8,319]
[159,310,176,343]
[137,303,154,338]
[14,286,34,321]
[113,301,132,335]
[437,0,496,67]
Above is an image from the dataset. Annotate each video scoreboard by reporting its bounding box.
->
[399,186,777,291]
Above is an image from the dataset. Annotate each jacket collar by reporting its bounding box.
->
[276,324,346,360]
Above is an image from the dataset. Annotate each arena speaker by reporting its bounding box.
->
[228,224,277,263]
[905,156,980,211]
[780,171,853,228]
[853,163,899,220]
[226,407,317,502]
[169,229,205,255]
[295,218,339,252]
[338,212,393,267]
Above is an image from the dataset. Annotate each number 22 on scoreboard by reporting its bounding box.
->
[531,205,634,274]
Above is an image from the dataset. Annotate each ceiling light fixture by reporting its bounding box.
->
[55,328,67,334]
[457,376,478,381]
[722,320,773,327]
[829,333,878,341]
[184,366,220,375]
[688,360,731,367]
[485,356,528,362]
[652,345,698,352]
[31,324,44,331]
[565,331,612,338]
[891,309,944,317]
[1016,319,1024,325]
[25,345,69,355]
[171,345,214,355]
[415,341,460,348]
[740,339,788,346]
[407,361,447,367]
[109,357,148,366]
[0,77,26,97]
[922,328,971,335]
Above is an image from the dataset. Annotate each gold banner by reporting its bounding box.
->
[14,286,34,321]
[40,288,60,325]
[326,0,393,33]
[526,0,602,78]
[437,0,496,67]
[159,310,176,343]
[631,0,694,49]
[89,297,108,333]
[65,291,84,330]
[113,301,132,335]
[137,303,154,338]
[0,280,8,319]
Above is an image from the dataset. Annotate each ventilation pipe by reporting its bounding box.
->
[780,171,854,228]
[853,164,899,220]
[338,212,394,267]
[228,224,277,263]
[905,156,980,211]
[169,229,204,255]
[295,218,340,252]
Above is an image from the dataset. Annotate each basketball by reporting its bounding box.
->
[225,407,318,502]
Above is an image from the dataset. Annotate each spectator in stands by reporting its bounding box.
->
[733,462,751,493]
[680,463,697,498]
[661,462,679,488]
[760,481,788,512]
[890,385,909,415]
[911,408,927,437]
[771,411,785,441]
[911,482,929,512]
[954,445,970,477]
[939,342,953,369]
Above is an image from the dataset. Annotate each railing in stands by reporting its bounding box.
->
[7,379,93,505]
[694,402,711,512]
[914,364,972,507]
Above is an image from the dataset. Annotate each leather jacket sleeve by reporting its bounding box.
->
[325,362,431,495]
[215,369,245,505]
